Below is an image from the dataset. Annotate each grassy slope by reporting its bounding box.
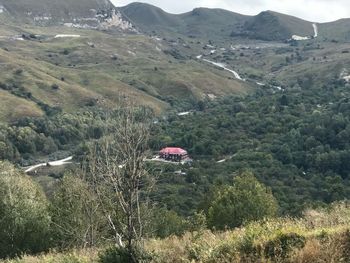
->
[120,2,184,29]
[319,19,350,42]
[179,8,248,40]
[3,203,350,263]
[0,22,251,122]
[239,11,315,41]
[0,90,43,121]
[120,4,320,42]
[120,3,249,41]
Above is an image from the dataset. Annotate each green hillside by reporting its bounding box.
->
[1,2,350,262]
[120,2,183,29]
[120,3,248,40]
[0,23,252,122]
[319,19,350,42]
[179,8,248,40]
[233,11,315,41]
[120,4,320,42]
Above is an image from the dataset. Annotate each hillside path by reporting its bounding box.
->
[24,156,73,173]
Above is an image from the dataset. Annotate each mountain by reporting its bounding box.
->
[120,4,319,41]
[120,2,183,29]
[179,8,249,39]
[0,0,112,20]
[232,11,315,41]
[319,18,350,42]
[119,2,248,40]
[0,0,135,30]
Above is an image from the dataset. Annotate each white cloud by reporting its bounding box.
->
[112,0,350,22]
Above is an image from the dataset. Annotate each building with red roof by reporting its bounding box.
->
[159,147,189,162]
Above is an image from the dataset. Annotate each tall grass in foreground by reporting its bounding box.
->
[3,202,350,263]
[1,249,98,263]
[147,202,350,263]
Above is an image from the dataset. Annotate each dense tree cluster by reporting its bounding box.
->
[152,80,350,214]
[207,172,278,230]
[0,110,107,164]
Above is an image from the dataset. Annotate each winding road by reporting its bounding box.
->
[199,57,244,81]
[24,156,73,173]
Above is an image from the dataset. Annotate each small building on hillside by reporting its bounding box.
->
[159,147,189,162]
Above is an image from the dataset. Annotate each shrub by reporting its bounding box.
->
[208,172,278,230]
[0,161,51,259]
[99,247,130,263]
[14,68,23,75]
[264,232,306,259]
[99,247,152,263]
[51,84,59,90]
[150,208,188,238]
[50,173,103,249]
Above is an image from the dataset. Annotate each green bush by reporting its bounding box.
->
[0,161,51,259]
[208,172,278,230]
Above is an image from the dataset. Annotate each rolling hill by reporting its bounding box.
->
[233,11,315,41]
[119,2,249,40]
[0,22,252,122]
[0,1,350,123]
[120,2,183,29]
[319,18,350,42]
[119,3,350,42]
[119,3,319,41]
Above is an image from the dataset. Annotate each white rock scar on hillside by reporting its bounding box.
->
[54,34,81,38]
[313,23,318,38]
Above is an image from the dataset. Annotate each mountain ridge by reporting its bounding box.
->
[118,2,348,24]
[118,2,350,41]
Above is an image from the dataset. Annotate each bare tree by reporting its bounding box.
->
[86,105,154,261]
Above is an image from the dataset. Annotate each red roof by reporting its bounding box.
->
[160,147,187,155]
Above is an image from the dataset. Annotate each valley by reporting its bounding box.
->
[0,0,350,262]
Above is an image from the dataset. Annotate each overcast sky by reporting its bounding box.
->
[111,0,350,22]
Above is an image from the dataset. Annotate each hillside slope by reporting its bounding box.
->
[120,2,183,29]
[0,0,113,22]
[233,11,315,41]
[120,4,321,41]
[179,8,248,39]
[0,0,137,31]
[119,3,248,40]
[319,18,350,42]
[0,24,252,122]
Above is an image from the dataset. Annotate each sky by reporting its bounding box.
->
[111,0,350,23]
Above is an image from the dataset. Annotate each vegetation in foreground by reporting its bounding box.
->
[2,202,350,263]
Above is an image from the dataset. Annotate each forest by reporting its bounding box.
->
[1,72,350,261]
[152,77,350,215]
